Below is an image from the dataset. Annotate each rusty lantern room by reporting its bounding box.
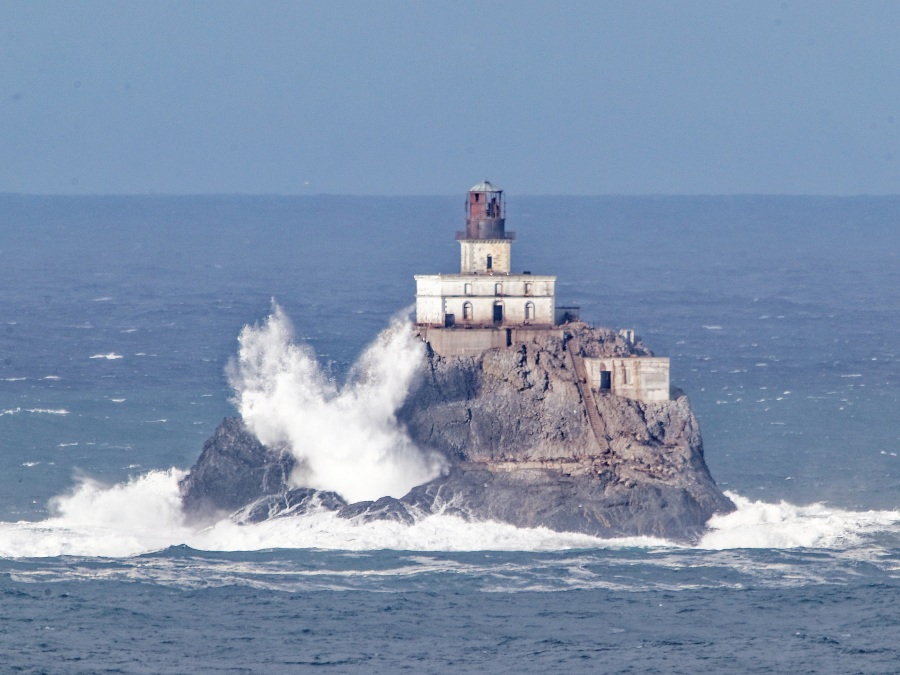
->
[458,181,513,241]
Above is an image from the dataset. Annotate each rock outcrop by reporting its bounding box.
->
[180,323,734,543]
[179,417,294,522]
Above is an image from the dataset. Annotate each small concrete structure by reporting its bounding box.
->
[582,357,671,403]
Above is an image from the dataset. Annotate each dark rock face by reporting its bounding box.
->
[179,324,734,543]
[398,467,723,542]
[178,417,295,523]
[337,497,418,525]
[234,488,346,524]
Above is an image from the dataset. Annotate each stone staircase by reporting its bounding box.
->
[565,333,607,450]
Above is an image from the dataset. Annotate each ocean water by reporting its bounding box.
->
[1,194,898,673]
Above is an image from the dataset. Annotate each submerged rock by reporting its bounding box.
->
[234,488,348,524]
[180,323,734,543]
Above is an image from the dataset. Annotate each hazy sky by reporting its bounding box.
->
[2,1,899,195]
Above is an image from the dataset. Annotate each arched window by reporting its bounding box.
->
[463,302,473,320]
[525,302,535,321]
[464,283,472,295]
[524,282,532,295]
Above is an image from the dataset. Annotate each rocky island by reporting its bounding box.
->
[180,183,734,543]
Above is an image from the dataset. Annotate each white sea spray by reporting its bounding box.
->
[0,470,191,558]
[226,303,446,503]
[698,492,900,550]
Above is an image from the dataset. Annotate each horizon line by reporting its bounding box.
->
[2,191,900,199]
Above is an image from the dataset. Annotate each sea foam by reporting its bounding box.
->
[0,470,664,558]
[698,492,900,550]
[1,469,899,559]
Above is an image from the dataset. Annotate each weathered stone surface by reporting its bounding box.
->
[179,323,734,543]
[400,329,598,462]
[399,466,721,542]
[235,488,346,524]
[178,416,295,523]
[337,497,417,525]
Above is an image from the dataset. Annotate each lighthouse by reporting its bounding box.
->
[458,181,513,275]
[415,181,557,329]
[412,181,669,401]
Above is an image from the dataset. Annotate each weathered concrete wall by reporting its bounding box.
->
[445,296,554,326]
[417,275,555,298]
[415,274,556,327]
[414,294,445,326]
[583,357,670,403]
[459,240,512,274]
[420,327,507,356]
[511,327,565,343]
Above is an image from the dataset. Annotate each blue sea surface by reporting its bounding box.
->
[1,195,898,673]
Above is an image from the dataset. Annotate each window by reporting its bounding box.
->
[525,302,535,321]
[464,283,472,295]
[495,283,502,296]
[463,302,473,320]
[525,282,532,295]
[486,255,493,270]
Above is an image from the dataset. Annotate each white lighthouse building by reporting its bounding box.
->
[415,182,559,328]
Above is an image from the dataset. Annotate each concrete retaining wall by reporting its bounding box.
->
[419,327,564,357]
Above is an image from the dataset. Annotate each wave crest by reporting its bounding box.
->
[699,492,900,549]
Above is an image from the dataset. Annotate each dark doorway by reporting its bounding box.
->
[486,255,493,270]
[493,303,503,323]
[599,370,611,390]
[445,313,455,328]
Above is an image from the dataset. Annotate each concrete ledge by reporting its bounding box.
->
[458,459,608,474]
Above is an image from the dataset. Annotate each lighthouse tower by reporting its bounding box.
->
[414,181,557,329]
[458,181,513,274]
